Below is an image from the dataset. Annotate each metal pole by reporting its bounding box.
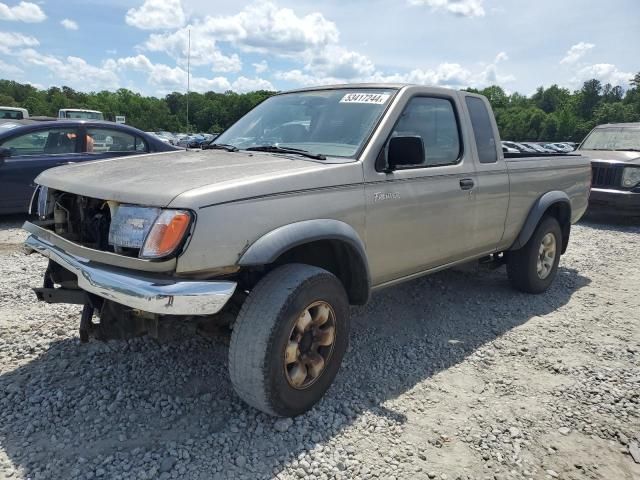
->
[186,29,190,132]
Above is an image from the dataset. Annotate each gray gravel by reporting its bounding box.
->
[0,215,639,480]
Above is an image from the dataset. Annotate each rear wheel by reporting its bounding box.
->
[507,216,563,294]
[229,264,350,417]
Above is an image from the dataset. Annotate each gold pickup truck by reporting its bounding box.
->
[23,84,591,416]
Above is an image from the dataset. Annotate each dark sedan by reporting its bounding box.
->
[0,119,179,214]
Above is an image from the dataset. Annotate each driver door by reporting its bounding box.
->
[0,126,82,213]
[364,95,479,285]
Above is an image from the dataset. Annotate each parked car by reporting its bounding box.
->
[577,122,640,215]
[177,134,207,148]
[146,132,172,144]
[58,109,104,121]
[24,84,590,416]
[0,119,179,214]
[501,142,519,154]
[520,142,552,153]
[546,143,573,153]
[0,106,29,120]
[502,141,536,153]
[154,131,177,145]
[542,143,564,152]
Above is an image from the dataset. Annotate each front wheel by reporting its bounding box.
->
[228,264,350,417]
[507,216,563,294]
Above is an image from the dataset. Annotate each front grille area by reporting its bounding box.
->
[40,190,123,253]
[591,163,623,188]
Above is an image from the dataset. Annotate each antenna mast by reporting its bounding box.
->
[186,29,191,132]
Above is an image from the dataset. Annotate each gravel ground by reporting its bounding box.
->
[0,215,638,480]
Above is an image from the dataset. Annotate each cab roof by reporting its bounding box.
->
[595,122,640,128]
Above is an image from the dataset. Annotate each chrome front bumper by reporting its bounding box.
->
[25,235,237,316]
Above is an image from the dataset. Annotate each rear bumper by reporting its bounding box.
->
[24,235,237,315]
[589,188,640,215]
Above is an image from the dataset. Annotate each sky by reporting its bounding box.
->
[0,0,638,97]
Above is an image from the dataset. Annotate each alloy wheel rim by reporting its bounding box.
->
[537,233,557,279]
[284,301,337,390]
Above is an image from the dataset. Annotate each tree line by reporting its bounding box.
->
[1,72,639,141]
[467,72,640,141]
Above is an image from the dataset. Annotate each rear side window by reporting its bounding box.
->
[86,128,147,153]
[465,96,498,164]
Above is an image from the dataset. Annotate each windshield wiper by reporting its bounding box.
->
[245,145,326,160]
[612,148,640,152]
[202,143,238,152]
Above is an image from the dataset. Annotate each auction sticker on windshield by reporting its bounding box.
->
[340,93,391,104]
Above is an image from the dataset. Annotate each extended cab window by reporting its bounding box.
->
[1,127,80,156]
[391,97,461,167]
[86,128,147,153]
[465,96,498,163]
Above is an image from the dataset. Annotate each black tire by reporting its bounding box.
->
[507,216,563,294]
[229,263,350,417]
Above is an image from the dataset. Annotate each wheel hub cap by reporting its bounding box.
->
[537,232,557,280]
[284,301,337,390]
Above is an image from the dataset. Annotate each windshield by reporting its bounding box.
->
[0,109,24,120]
[581,127,640,151]
[214,89,396,158]
[62,111,104,120]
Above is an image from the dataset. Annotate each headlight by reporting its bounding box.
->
[140,209,192,259]
[108,205,192,259]
[622,167,640,188]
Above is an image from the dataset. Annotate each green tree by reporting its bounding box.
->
[576,79,602,119]
[1,76,636,142]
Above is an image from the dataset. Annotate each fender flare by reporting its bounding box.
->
[238,219,371,303]
[510,191,572,251]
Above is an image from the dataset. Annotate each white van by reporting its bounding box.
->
[0,106,29,120]
[58,109,104,120]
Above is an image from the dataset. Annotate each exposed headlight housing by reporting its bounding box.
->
[140,209,192,259]
[108,205,192,259]
[622,166,640,188]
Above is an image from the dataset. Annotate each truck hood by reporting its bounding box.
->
[578,149,640,165]
[35,149,357,208]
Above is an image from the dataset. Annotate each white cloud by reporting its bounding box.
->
[560,42,595,65]
[125,0,186,30]
[20,49,119,91]
[231,76,275,92]
[0,31,38,54]
[494,51,508,63]
[573,63,634,87]
[143,29,242,72]
[61,18,78,30]
[141,1,338,70]
[0,1,46,22]
[253,60,268,73]
[374,63,477,87]
[0,58,22,75]
[111,54,274,94]
[408,0,485,17]
[305,45,375,80]
[277,51,513,90]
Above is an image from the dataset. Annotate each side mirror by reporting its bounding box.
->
[386,136,425,172]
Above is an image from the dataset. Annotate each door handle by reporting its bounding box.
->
[459,178,475,190]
